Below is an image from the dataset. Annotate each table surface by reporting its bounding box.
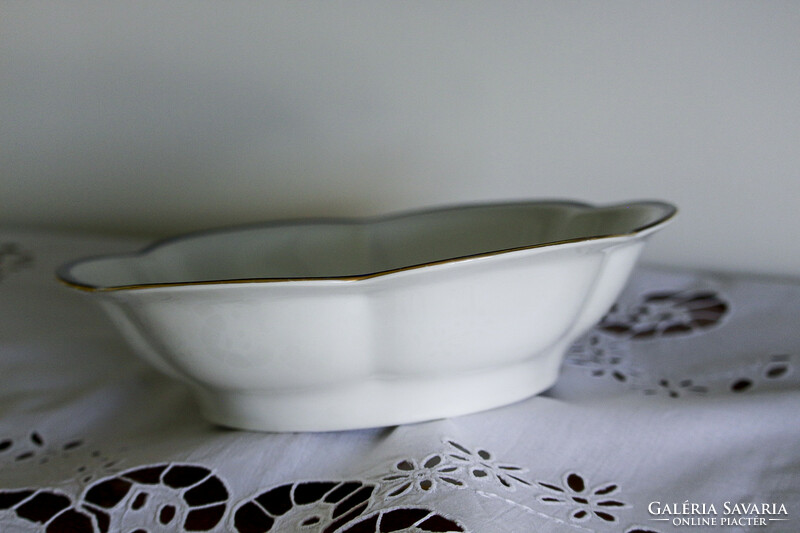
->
[1,229,798,533]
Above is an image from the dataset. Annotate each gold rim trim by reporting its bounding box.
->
[57,200,677,292]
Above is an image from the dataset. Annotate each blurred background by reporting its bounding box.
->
[2,1,799,275]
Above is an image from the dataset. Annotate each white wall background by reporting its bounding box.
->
[2,2,799,276]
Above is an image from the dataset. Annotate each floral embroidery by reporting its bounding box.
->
[0,462,229,533]
[639,353,795,398]
[642,378,709,398]
[445,441,530,490]
[568,348,796,400]
[108,463,229,532]
[566,280,796,400]
[376,442,642,530]
[537,472,628,523]
[0,242,33,282]
[598,290,728,339]
[0,488,91,532]
[233,480,465,532]
[1,472,467,533]
[382,455,462,497]
[0,436,660,532]
[0,432,122,488]
[566,332,634,383]
[234,480,374,532]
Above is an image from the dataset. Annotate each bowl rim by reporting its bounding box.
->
[57,199,676,292]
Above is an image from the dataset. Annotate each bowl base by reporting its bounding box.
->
[193,343,567,432]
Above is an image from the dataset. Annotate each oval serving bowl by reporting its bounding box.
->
[58,200,676,432]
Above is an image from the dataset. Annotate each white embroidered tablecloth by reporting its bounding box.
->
[0,229,798,533]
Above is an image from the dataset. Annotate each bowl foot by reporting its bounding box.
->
[193,346,566,432]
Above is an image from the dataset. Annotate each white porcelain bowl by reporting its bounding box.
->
[58,200,675,431]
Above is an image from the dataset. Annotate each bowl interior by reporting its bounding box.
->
[62,201,674,289]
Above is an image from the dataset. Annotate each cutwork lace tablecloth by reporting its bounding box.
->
[1,229,798,533]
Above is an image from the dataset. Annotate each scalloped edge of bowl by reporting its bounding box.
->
[57,199,676,292]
